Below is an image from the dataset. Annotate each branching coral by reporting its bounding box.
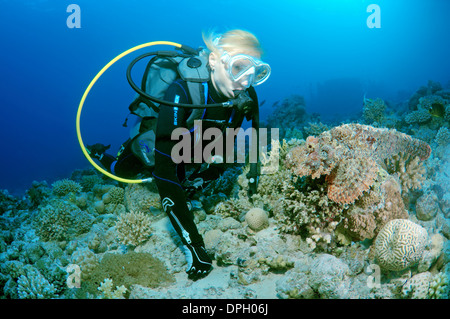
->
[124,183,161,212]
[408,80,443,110]
[35,199,94,241]
[401,271,432,299]
[115,211,152,246]
[79,174,103,192]
[51,179,82,197]
[363,97,387,124]
[384,152,426,193]
[428,272,449,299]
[103,187,125,205]
[405,109,432,124]
[285,124,431,204]
[260,139,281,175]
[418,94,447,112]
[303,122,330,137]
[405,94,449,125]
[17,266,57,299]
[70,247,99,280]
[215,197,253,220]
[277,176,345,249]
[435,127,450,147]
[401,271,448,299]
[97,278,127,299]
[84,252,174,296]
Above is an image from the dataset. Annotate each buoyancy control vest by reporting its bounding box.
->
[124,47,212,168]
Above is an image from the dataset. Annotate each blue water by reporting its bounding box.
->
[1,0,449,196]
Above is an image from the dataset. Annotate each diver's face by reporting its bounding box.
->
[209,51,257,98]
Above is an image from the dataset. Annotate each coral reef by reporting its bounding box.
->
[339,174,409,241]
[1,84,449,300]
[401,271,433,299]
[436,127,450,147]
[245,208,269,232]
[124,183,162,213]
[405,109,432,124]
[303,122,330,137]
[374,219,429,271]
[384,152,426,193]
[115,211,152,246]
[285,123,431,204]
[51,179,82,197]
[263,94,324,141]
[17,266,56,299]
[81,252,174,298]
[415,191,441,221]
[266,95,307,140]
[407,80,444,111]
[402,271,448,299]
[277,176,345,249]
[308,254,351,298]
[428,271,449,299]
[97,278,127,299]
[34,198,94,242]
[79,174,104,192]
[103,186,125,205]
[363,97,387,124]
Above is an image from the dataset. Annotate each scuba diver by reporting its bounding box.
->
[87,29,271,280]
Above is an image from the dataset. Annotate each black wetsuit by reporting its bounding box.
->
[153,79,258,248]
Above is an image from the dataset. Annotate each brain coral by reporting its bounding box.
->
[285,124,431,204]
[374,219,429,271]
[245,208,269,232]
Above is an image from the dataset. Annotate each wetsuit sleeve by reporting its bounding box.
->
[152,81,204,247]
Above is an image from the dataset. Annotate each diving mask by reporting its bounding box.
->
[221,51,271,88]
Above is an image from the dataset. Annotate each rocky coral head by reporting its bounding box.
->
[374,219,429,271]
[326,157,378,204]
[285,135,338,179]
[286,124,431,205]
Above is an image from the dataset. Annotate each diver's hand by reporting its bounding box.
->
[86,143,111,159]
[183,243,213,280]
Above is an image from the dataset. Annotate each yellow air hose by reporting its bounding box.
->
[76,41,182,184]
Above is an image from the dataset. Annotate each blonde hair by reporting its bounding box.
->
[202,29,263,58]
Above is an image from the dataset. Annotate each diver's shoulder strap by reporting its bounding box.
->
[180,50,210,128]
